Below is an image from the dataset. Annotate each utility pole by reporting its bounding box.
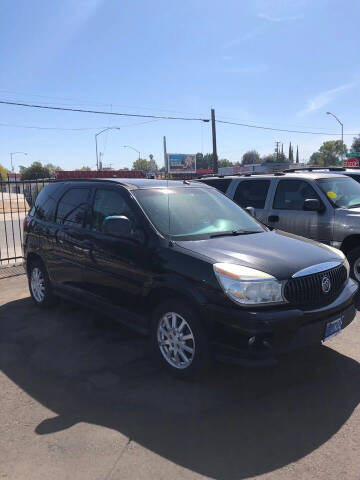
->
[163,136,168,172]
[211,108,218,174]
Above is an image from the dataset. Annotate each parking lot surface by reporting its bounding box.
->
[0,275,359,480]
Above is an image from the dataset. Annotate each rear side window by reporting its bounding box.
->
[273,180,320,210]
[32,183,63,222]
[56,188,90,227]
[233,180,270,209]
[199,178,231,193]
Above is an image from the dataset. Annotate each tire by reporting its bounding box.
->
[28,259,57,308]
[150,298,212,380]
[348,246,360,282]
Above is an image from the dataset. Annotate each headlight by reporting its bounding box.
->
[213,263,286,306]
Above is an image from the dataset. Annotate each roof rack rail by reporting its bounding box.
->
[274,172,286,176]
[284,166,346,173]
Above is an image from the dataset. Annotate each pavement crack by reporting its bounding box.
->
[103,437,131,480]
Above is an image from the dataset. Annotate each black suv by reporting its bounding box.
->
[23,178,358,378]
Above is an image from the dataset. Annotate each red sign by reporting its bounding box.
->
[345,158,359,168]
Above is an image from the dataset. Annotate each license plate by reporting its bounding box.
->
[323,317,343,342]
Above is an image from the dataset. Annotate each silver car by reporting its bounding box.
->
[198,172,360,281]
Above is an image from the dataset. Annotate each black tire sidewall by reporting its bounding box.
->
[150,298,212,379]
[348,246,360,282]
[28,259,56,308]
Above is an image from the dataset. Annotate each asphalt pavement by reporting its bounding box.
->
[0,275,359,480]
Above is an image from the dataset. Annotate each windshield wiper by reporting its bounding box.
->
[348,203,360,209]
[210,230,261,238]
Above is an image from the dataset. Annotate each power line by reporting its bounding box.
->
[216,119,358,136]
[0,89,208,116]
[0,99,210,122]
[0,119,160,131]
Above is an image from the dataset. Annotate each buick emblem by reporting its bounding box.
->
[321,275,331,294]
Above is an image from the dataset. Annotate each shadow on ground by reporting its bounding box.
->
[0,296,359,480]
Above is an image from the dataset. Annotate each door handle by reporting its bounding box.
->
[268,215,279,222]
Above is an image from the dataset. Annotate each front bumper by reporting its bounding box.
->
[204,278,358,366]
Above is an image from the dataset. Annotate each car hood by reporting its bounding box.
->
[175,230,343,280]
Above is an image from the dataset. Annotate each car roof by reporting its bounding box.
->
[55,178,210,190]
[199,172,346,181]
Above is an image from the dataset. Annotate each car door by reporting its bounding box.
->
[231,179,271,223]
[50,186,92,289]
[82,186,150,312]
[267,178,333,243]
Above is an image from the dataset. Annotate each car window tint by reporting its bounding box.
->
[33,183,64,222]
[347,174,360,184]
[273,180,320,210]
[56,188,89,227]
[233,180,270,209]
[200,179,231,193]
[92,189,134,232]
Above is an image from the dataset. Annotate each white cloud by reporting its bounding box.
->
[223,26,266,48]
[297,82,357,116]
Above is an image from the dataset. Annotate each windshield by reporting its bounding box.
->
[316,177,360,209]
[133,187,265,240]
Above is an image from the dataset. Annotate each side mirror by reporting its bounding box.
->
[245,206,256,217]
[103,215,132,237]
[303,198,321,212]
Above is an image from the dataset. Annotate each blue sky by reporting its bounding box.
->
[0,0,359,171]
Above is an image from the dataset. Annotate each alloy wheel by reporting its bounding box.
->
[30,267,45,303]
[157,312,195,369]
[354,257,360,282]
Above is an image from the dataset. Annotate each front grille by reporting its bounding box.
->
[284,264,347,306]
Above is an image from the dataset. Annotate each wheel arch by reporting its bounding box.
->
[25,252,45,274]
[340,235,360,256]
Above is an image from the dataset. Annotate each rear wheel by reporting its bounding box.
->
[348,247,360,282]
[28,259,57,308]
[150,299,212,379]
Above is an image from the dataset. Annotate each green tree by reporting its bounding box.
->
[262,153,277,163]
[44,163,62,176]
[0,164,9,180]
[288,142,294,163]
[319,140,347,166]
[218,158,233,168]
[21,161,52,180]
[242,150,260,165]
[309,140,347,166]
[309,152,323,165]
[351,135,360,152]
[195,153,214,169]
[132,158,158,171]
[79,166,91,171]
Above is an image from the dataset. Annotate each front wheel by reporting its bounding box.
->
[28,259,57,308]
[150,299,212,379]
[348,246,360,282]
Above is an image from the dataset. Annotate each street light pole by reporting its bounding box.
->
[122,145,141,160]
[94,127,120,170]
[326,111,344,163]
[9,152,28,172]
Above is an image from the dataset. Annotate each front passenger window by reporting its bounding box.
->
[92,189,134,232]
[273,180,320,210]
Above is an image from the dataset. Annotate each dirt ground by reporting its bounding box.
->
[0,275,359,480]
